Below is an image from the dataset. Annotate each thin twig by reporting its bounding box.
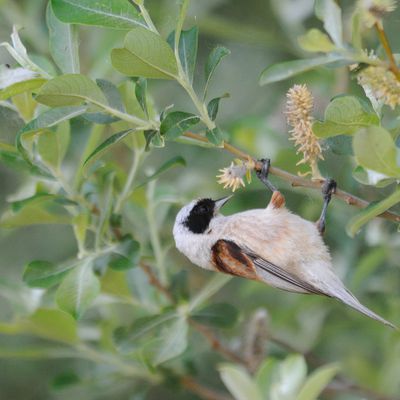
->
[189,320,247,366]
[375,21,400,81]
[181,376,233,400]
[183,132,400,224]
[139,261,175,303]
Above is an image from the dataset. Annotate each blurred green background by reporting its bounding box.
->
[1,0,400,399]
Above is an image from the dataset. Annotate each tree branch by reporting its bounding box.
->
[183,132,400,224]
[375,21,400,81]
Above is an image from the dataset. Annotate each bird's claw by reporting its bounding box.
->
[256,159,277,192]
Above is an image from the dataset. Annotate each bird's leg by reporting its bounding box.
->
[256,159,285,209]
[316,178,337,235]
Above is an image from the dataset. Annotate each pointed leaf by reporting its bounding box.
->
[111,27,178,79]
[168,27,198,83]
[56,260,100,319]
[296,363,340,400]
[191,303,238,328]
[204,46,230,95]
[154,316,188,365]
[207,93,229,121]
[47,2,80,74]
[24,308,78,344]
[136,156,186,188]
[346,188,400,237]
[0,76,46,100]
[313,96,379,138]
[259,54,345,85]
[219,364,263,400]
[134,77,148,117]
[109,235,140,271]
[36,74,107,107]
[160,111,199,140]
[83,129,134,169]
[23,260,75,288]
[16,105,86,161]
[206,127,224,145]
[298,29,336,52]
[353,126,400,177]
[315,0,343,47]
[51,0,146,29]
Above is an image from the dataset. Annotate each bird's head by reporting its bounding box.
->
[173,196,232,235]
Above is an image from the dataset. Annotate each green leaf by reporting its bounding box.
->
[51,0,146,30]
[315,0,343,47]
[160,111,200,140]
[114,313,177,353]
[136,156,186,188]
[353,126,400,177]
[84,79,125,124]
[324,135,353,155]
[168,27,199,84]
[312,96,379,138]
[189,274,232,311]
[207,94,229,121]
[259,54,345,85]
[0,105,24,143]
[298,29,336,52]
[191,303,238,328]
[346,187,400,237]
[37,122,71,169]
[204,46,230,96]
[352,165,396,187]
[56,260,100,319]
[134,77,148,117]
[0,78,46,101]
[109,235,140,271]
[296,363,340,400]
[36,74,107,108]
[47,2,80,74]
[154,316,188,365]
[111,27,178,79]
[23,260,75,288]
[16,105,86,162]
[206,127,224,145]
[0,194,72,228]
[219,364,263,400]
[83,129,134,170]
[270,355,307,400]
[24,308,78,344]
[255,358,278,396]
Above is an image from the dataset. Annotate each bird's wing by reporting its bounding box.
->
[211,239,326,295]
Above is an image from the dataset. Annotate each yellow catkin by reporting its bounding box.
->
[358,66,400,109]
[358,0,397,27]
[285,84,323,179]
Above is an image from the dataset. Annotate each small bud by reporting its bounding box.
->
[285,84,323,180]
[216,159,255,192]
[357,0,397,28]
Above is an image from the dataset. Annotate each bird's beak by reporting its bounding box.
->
[214,195,233,213]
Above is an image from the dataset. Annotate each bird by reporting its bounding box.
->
[173,159,396,329]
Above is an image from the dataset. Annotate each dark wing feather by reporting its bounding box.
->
[243,249,326,295]
[211,239,325,295]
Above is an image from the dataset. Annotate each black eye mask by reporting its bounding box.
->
[183,198,215,234]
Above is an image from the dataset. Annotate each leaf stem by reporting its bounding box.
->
[182,132,400,223]
[114,147,143,213]
[374,21,400,81]
[137,2,158,33]
[146,180,167,285]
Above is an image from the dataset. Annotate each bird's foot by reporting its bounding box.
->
[256,159,277,193]
[317,178,337,235]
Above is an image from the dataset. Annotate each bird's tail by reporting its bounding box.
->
[333,286,397,330]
